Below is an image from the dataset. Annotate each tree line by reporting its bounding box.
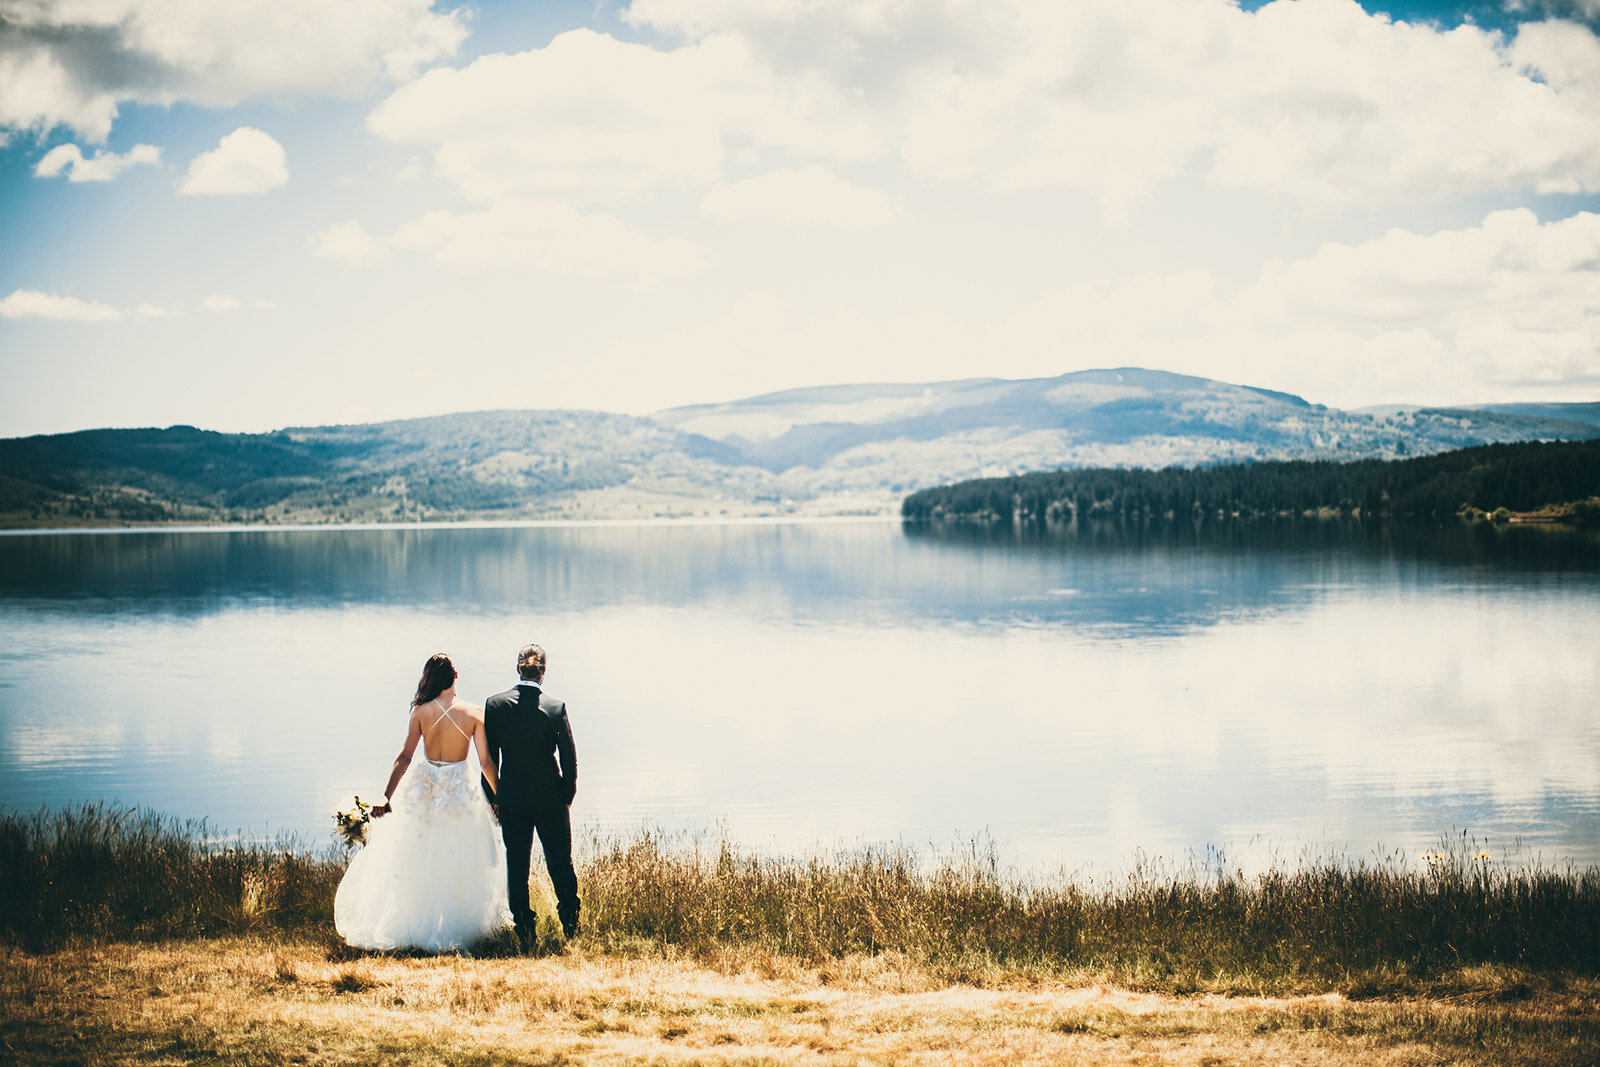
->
[900,438,1600,524]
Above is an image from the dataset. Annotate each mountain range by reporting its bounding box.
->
[2,368,1596,526]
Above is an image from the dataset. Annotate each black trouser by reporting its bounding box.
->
[500,804,580,931]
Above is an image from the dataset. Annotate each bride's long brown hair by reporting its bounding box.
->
[412,653,457,708]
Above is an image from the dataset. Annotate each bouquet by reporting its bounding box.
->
[333,795,373,847]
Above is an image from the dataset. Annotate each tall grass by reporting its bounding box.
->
[0,803,342,948]
[4,805,1596,995]
[581,829,1600,990]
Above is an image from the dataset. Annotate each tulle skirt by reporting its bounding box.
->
[334,758,512,951]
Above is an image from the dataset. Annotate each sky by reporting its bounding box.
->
[1,0,1598,438]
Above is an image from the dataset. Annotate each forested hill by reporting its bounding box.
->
[900,438,1600,524]
[5,369,1598,528]
[0,412,763,527]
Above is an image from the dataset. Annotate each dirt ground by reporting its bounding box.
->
[3,938,1597,1065]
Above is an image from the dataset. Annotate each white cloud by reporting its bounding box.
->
[0,290,266,324]
[992,208,1600,406]
[0,0,466,141]
[371,30,740,204]
[34,142,161,182]
[178,127,287,195]
[0,289,122,321]
[615,0,1600,213]
[1240,209,1600,394]
[1201,6,1600,209]
[367,27,880,205]
[390,199,705,280]
[1521,1,1600,21]
[701,167,892,228]
[308,220,385,261]
[584,208,1600,412]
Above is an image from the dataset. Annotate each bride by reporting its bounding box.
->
[334,653,512,950]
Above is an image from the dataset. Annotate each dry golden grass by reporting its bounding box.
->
[9,806,1599,999]
[6,809,1599,1062]
[3,936,1598,1066]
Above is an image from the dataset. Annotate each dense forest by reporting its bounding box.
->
[900,438,1600,525]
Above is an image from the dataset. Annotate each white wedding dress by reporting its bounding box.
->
[334,720,512,951]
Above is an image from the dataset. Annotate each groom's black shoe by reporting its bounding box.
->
[513,921,534,954]
[560,912,579,941]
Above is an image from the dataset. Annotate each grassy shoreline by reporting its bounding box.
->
[4,805,1598,1063]
[5,804,1597,993]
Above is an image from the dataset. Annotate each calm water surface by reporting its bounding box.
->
[1,518,1596,871]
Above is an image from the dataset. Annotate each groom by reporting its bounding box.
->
[485,642,580,948]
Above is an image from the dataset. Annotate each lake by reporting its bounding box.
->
[1,518,1597,873]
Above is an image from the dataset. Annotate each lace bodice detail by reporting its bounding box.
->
[394,759,480,822]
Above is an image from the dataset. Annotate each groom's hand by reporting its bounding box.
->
[372,801,392,818]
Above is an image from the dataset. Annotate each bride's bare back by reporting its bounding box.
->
[371,661,501,819]
[415,698,485,764]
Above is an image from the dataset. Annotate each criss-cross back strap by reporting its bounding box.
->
[422,698,472,741]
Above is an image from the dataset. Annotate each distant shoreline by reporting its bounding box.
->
[6,378,1596,540]
[0,512,901,537]
[901,438,1600,528]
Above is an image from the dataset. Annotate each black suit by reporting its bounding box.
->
[484,679,580,935]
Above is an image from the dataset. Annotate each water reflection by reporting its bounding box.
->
[905,514,1600,571]
[1,519,1596,870]
[2,523,928,620]
[12,518,1590,631]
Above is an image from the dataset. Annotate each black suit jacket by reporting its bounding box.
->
[484,682,576,813]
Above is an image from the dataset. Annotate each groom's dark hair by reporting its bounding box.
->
[517,643,546,681]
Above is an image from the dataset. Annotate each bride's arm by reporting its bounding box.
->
[472,713,498,798]
[372,711,423,817]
